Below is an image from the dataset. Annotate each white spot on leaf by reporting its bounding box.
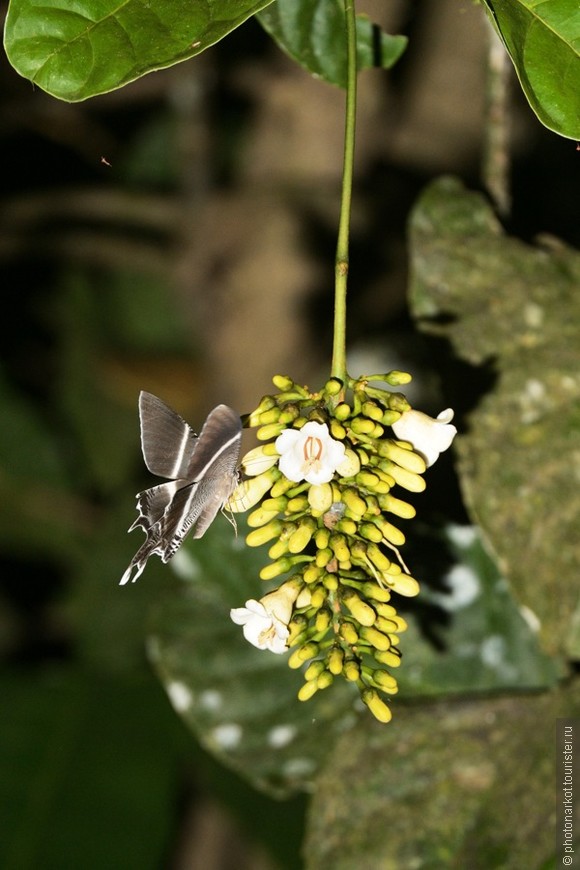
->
[267,724,297,748]
[166,681,193,712]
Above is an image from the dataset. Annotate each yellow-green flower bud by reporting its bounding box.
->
[384,573,420,597]
[381,409,402,426]
[356,470,381,489]
[268,538,290,560]
[308,483,334,513]
[342,590,376,627]
[315,610,331,632]
[335,518,357,536]
[366,543,392,573]
[304,659,326,681]
[315,547,334,569]
[378,442,426,474]
[279,405,300,425]
[377,492,416,519]
[323,573,339,592]
[343,659,361,681]
[329,419,347,440]
[361,401,384,422]
[386,392,411,412]
[329,533,350,563]
[374,615,399,635]
[286,494,310,513]
[316,670,334,690]
[310,585,327,609]
[327,647,344,675]
[340,621,359,645]
[245,519,284,547]
[303,564,323,584]
[270,476,298,498]
[361,581,392,602]
[258,407,282,425]
[324,377,343,396]
[374,648,402,667]
[358,522,383,544]
[342,488,367,520]
[385,370,412,386]
[314,528,330,549]
[288,519,316,554]
[373,517,406,547]
[334,402,352,421]
[335,448,360,478]
[375,602,398,618]
[262,495,289,513]
[288,641,318,670]
[361,688,392,723]
[247,506,281,528]
[257,422,286,441]
[360,626,391,651]
[259,556,296,581]
[272,374,295,391]
[297,679,319,701]
[380,461,426,493]
[372,669,399,692]
[350,417,376,435]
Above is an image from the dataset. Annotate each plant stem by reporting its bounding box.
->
[331,0,357,384]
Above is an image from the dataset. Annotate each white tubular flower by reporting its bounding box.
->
[275,422,346,485]
[391,408,457,467]
[230,580,301,654]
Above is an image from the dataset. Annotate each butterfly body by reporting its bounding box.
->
[121,392,242,585]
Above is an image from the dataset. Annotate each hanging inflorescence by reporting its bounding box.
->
[229,372,456,723]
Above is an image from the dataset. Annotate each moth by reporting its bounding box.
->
[120,391,242,585]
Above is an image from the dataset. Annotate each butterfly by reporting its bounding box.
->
[120,391,242,585]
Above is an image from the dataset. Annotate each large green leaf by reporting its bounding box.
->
[258,0,407,88]
[305,681,580,869]
[148,517,358,799]
[482,0,580,139]
[3,0,275,102]
[408,176,580,660]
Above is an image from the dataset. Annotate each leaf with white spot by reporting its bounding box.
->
[148,517,357,798]
[396,523,560,696]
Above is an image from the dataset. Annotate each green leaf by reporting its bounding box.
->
[257,0,407,88]
[4,0,276,102]
[398,524,561,697]
[408,176,580,659]
[305,682,580,869]
[148,517,358,799]
[482,0,580,139]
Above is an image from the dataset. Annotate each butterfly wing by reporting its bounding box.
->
[120,400,242,584]
[138,391,199,480]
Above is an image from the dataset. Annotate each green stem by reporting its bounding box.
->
[331,0,357,384]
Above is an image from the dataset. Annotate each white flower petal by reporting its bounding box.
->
[392,408,457,467]
[275,422,346,484]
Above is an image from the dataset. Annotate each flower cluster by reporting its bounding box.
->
[228,373,456,723]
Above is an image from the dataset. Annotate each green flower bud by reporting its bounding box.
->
[279,405,300,425]
[375,602,398,618]
[268,538,290,560]
[304,659,326,681]
[386,392,411,412]
[316,670,334,690]
[350,417,376,435]
[303,564,323,584]
[384,573,420,597]
[360,626,392,651]
[372,516,406,547]
[315,547,334,569]
[286,494,310,513]
[361,581,392,602]
[246,519,284,547]
[310,585,327,609]
[342,488,367,520]
[361,688,392,723]
[288,641,319,669]
[247,506,281,528]
[262,495,289,513]
[374,648,402,668]
[327,647,344,675]
[361,401,384,422]
[256,422,286,441]
[377,493,416,519]
[315,608,331,632]
[343,659,361,681]
[366,542,392,573]
[258,407,282,425]
[372,669,399,692]
[336,517,357,536]
[374,615,400,635]
[380,461,425,493]
[270,476,298,498]
[297,679,319,701]
[308,483,334,513]
[272,374,295,391]
[324,377,344,396]
[335,448,361,478]
[378,441,426,474]
[342,589,376,627]
[329,418,347,440]
[314,528,330,549]
[340,621,359,645]
[288,519,316,554]
[334,402,352,421]
[358,522,383,544]
[329,533,350,563]
[323,573,339,591]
